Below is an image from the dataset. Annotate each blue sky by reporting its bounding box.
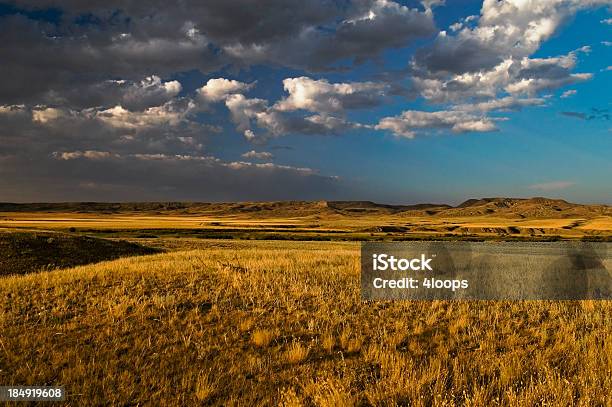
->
[0,0,610,204]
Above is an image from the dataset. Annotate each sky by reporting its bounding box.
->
[0,0,610,204]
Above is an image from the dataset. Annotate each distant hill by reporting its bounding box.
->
[443,197,611,219]
[0,198,609,219]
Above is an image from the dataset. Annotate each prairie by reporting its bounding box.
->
[1,199,610,405]
[1,198,611,241]
[1,240,610,405]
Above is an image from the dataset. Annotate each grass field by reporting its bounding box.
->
[1,240,611,406]
[1,211,611,241]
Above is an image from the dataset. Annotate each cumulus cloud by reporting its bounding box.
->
[95,100,195,130]
[225,91,358,140]
[241,150,274,160]
[220,0,436,70]
[375,110,497,138]
[220,73,547,140]
[225,94,269,132]
[0,13,221,106]
[0,0,436,106]
[53,150,117,160]
[32,107,64,123]
[0,104,26,115]
[503,50,593,95]
[413,46,594,105]
[0,0,609,200]
[120,76,182,110]
[397,1,607,139]
[197,78,254,103]
[244,130,257,141]
[274,77,388,113]
[411,1,605,105]
[417,0,606,75]
[0,95,214,169]
[33,76,184,111]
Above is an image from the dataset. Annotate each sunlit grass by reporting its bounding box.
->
[0,241,610,405]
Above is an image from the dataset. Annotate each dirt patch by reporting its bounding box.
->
[0,231,161,276]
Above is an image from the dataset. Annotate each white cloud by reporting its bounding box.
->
[130,153,218,162]
[120,76,182,110]
[601,18,612,25]
[32,107,64,123]
[223,161,315,174]
[244,129,256,140]
[560,89,577,98]
[413,58,517,103]
[96,100,195,130]
[274,77,387,113]
[505,73,591,94]
[376,110,497,138]
[477,1,605,57]
[197,78,254,102]
[225,94,268,131]
[241,150,273,160]
[0,104,25,115]
[411,1,604,108]
[53,150,116,160]
[226,93,355,139]
[53,150,317,175]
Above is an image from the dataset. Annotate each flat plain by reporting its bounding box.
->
[1,198,611,241]
[0,198,611,405]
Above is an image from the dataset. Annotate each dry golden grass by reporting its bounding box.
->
[252,329,276,347]
[0,240,610,405]
[2,208,610,239]
[285,341,309,364]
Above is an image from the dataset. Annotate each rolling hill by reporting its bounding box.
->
[0,197,609,219]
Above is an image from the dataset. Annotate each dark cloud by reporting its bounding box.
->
[265,0,436,70]
[0,154,343,202]
[415,35,502,75]
[561,109,611,121]
[0,0,436,106]
[561,111,588,120]
[0,13,222,105]
[0,101,212,158]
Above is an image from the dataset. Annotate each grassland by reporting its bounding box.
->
[1,240,611,406]
[1,198,611,241]
[0,199,610,405]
